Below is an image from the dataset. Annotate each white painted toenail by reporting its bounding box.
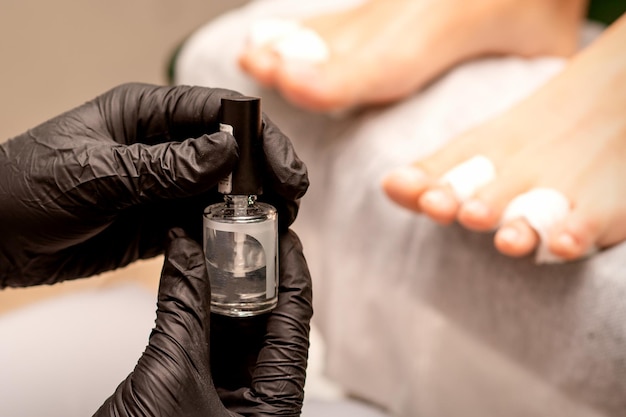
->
[248,18,330,63]
[440,155,496,201]
[501,188,597,263]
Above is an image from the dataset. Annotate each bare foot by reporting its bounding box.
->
[383,14,626,262]
[239,0,586,112]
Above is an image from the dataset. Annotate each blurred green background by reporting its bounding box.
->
[588,0,626,24]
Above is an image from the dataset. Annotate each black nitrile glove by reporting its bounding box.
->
[0,83,308,288]
[94,227,312,417]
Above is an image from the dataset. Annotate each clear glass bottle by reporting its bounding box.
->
[203,96,278,317]
[204,195,277,317]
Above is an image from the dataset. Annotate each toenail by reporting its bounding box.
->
[498,226,519,244]
[462,199,491,219]
[421,189,455,211]
[555,232,579,253]
[383,166,426,189]
[256,51,278,69]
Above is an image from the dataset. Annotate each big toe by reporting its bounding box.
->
[382,165,432,212]
[276,59,364,111]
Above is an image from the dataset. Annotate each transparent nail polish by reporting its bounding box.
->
[203,97,278,317]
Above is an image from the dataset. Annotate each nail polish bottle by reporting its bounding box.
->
[203,97,278,317]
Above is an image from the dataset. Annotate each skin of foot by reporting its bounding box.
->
[382,13,626,261]
[239,0,586,112]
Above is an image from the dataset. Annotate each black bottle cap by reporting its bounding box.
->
[220,96,263,195]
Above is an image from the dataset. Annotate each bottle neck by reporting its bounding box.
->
[225,194,257,217]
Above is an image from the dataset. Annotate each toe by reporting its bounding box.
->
[495,218,539,257]
[458,171,532,231]
[382,166,431,212]
[277,62,350,111]
[457,199,498,231]
[383,133,490,217]
[548,208,602,260]
[419,186,459,224]
[238,46,281,87]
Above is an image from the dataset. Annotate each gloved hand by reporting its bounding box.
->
[0,83,308,287]
[94,227,312,417]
